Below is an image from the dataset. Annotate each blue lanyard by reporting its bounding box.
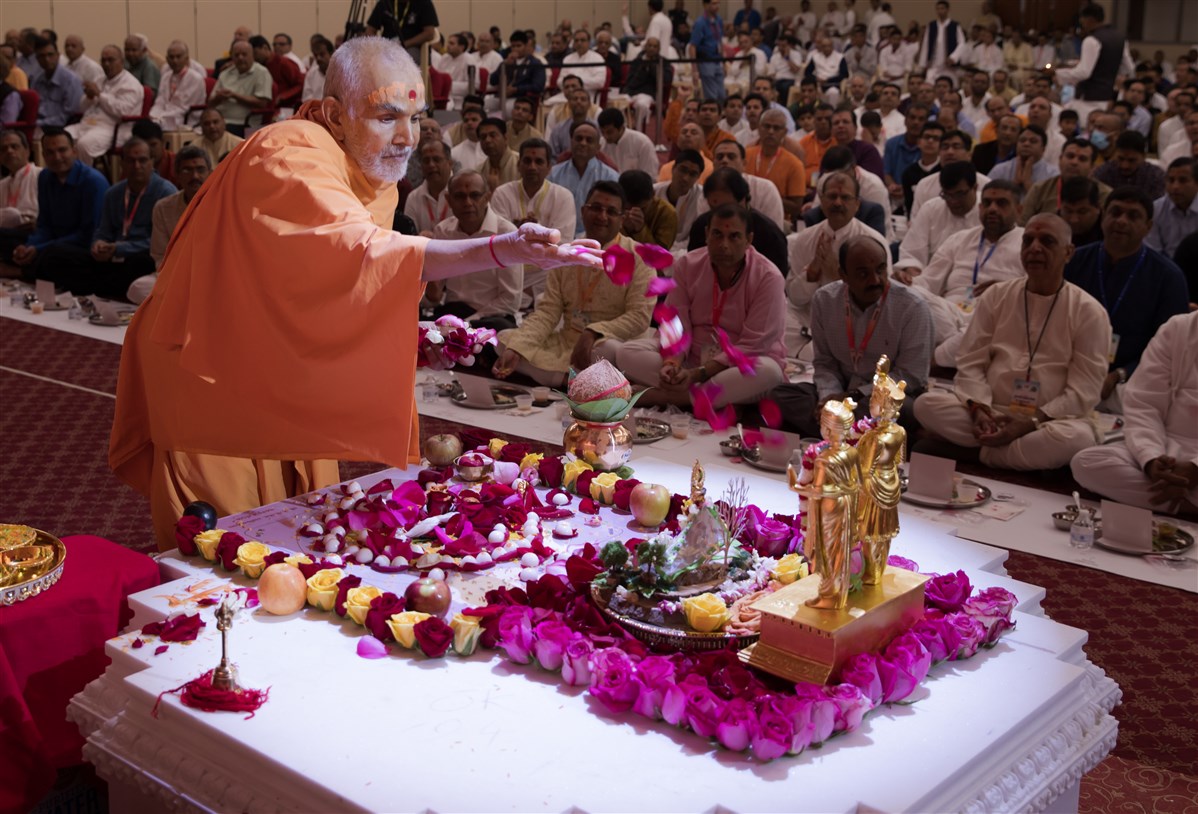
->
[1097,247,1147,318]
[973,233,998,285]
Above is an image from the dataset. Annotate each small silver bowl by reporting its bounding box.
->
[719,438,743,457]
[1051,511,1076,531]
[453,454,493,482]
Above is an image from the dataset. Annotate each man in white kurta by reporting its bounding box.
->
[403,139,452,235]
[430,172,523,330]
[0,131,40,231]
[1071,312,1198,517]
[66,45,145,163]
[697,140,784,227]
[63,36,105,87]
[433,35,478,111]
[562,32,607,93]
[786,172,889,356]
[911,182,1025,367]
[914,214,1111,470]
[489,138,576,303]
[598,109,659,177]
[895,160,982,275]
[149,41,206,131]
[493,183,654,386]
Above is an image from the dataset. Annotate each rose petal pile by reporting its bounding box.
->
[418,315,497,370]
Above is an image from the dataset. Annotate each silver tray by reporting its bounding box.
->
[1,528,67,605]
[740,447,790,473]
[450,384,531,410]
[1095,527,1194,557]
[900,478,992,509]
[632,417,670,444]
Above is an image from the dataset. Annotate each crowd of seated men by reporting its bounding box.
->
[1,1,1195,518]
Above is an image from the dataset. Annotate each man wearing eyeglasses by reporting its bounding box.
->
[895,160,981,279]
[494,181,655,387]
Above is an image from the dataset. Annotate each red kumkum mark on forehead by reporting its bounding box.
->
[409,89,418,101]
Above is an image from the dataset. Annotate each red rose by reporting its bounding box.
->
[497,442,532,463]
[174,515,204,556]
[574,470,597,497]
[216,532,245,570]
[334,574,363,617]
[565,553,603,592]
[538,457,565,488]
[365,592,405,642]
[611,478,641,511]
[413,617,455,658]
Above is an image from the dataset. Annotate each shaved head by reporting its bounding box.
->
[324,36,421,113]
[1026,212,1071,245]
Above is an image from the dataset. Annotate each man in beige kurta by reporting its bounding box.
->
[913,214,1111,470]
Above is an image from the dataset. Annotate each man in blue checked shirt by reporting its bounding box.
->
[689,0,726,103]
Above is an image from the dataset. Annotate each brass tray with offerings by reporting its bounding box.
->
[0,525,67,605]
[590,583,759,652]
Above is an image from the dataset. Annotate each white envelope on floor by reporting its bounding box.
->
[1100,500,1153,551]
[456,373,496,406]
[91,298,125,326]
[907,453,956,501]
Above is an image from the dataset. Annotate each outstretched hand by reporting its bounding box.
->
[499,223,604,271]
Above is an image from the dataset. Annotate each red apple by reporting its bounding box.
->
[423,434,463,467]
[258,564,307,615]
[404,576,452,618]
[629,483,671,528]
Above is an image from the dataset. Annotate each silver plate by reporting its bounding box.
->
[450,384,531,410]
[740,447,790,474]
[900,478,992,509]
[1095,528,1194,557]
[632,417,670,444]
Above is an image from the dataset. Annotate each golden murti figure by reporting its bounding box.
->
[794,399,861,610]
[856,356,908,586]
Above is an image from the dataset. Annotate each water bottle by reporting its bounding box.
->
[1069,508,1095,550]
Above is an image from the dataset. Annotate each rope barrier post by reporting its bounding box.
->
[467,64,476,98]
[655,56,665,142]
[500,66,508,114]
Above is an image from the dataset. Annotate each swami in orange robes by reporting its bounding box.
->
[110,101,429,549]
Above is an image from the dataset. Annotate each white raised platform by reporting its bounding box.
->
[70,462,1120,813]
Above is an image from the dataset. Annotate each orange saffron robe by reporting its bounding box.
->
[110,101,429,547]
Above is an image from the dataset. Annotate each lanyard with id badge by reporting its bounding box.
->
[1011,284,1063,416]
[959,233,997,313]
[571,268,604,332]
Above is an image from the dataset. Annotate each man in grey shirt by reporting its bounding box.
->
[771,235,934,437]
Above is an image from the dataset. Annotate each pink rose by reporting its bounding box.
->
[886,555,921,572]
[685,684,726,739]
[715,697,756,752]
[750,696,796,760]
[497,606,535,664]
[531,620,574,671]
[631,655,676,720]
[948,613,986,659]
[792,683,837,747]
[925,570,973,613]
[661,673,705,726]
[589,647,640,712]
[877,632,931,703]
[911,616,955,664]
[838,652,883,706]
[826,683,870,731]
[962,587,1018,645]
[561,636,594,686]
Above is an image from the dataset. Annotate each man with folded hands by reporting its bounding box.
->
[618,203,787,410]
[913,214,1111,470]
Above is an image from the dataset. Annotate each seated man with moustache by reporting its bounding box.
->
[619,169,677,250]
[36,138,175,300]
[804,146,890,238]
[1092,131,1166,202]
[772,235,933,437]
[909,180,1026,367]
[1064,187,1189,411]
[908,129,986,219]
[493,181,654,387]
[1057,176,1105,247]
[687,168,789,278]
[1146,158,1198,260]
[476,117,520,190]
[1019,137,1109,223]
[913,214,1111,471]
[429,171,523,333]
[548,121,620,237]
[619,203,787,410]
[1071,312,1198,520]
[986,124,1058,202]
[787,171,889,356]
[698,139,784,227]
[403,138,452,236]
[126,145,211,303]
[895,161,982,278]
[654,149,706,254]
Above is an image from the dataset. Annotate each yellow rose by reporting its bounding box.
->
[450,612,482,656]
[589,472,621,504]
[305,568,344,611]
[519,452,544,471]
[344,585,382,625]
[773,553,809,585]
[488,438,508,458]
[194,529,226,561]
[562,458,593,490]
[233,541,271,579]
[387,610,431,648]
[682,593,731,632]
[284,553,313,567]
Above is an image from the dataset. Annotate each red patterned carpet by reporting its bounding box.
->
[2,316,1195,812]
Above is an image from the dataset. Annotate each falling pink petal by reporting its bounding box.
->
[634,243,675,270]
[759,398,782,428]
[357,635,389,659]
[691,382,737,431]
[644,276,677,297]
[654,303,691,359]
[716,328,757,376]
[602,245,636,286]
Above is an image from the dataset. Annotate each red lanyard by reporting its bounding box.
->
[845,285,888,367]
[754,148,780,178]
[122,185,146,238]
[6,164,29,208]
[711,264,746,329]
[425,195,448,226]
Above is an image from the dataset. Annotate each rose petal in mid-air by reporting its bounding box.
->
[634,243,675,270]
[602,244,636,286]
[759,398,782,428]
[644,276,678,297]
[653,303,691,359]
[691,382,737,431]
[716,328,757,376]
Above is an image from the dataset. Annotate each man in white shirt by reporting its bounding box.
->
[910,129,988,218]
[654,149,705,253]
[1159,109,1198,168]
[819,2,847,37]
[450,107,486,169]
[149,41,206,131]
[866,1,896,45]
[875,83,906,141]
[473,31,504,79]
[598,108,658,176]
[430,171,523,332]
[562,29,607,93]
[66,44,144,163]
[878,28,912,82]
[910,180,1026,367]
[301,37,331,102]
[434,33,478,111]
[1155,88,1193,153]
[786,171,889,356]
[805,36,848,105]
[960,69,991,132]
[719,95,752,142]
[895,160,981,276]
[404,139,453,236]
[645,0,674,51]
[767,36,804,98]
[917,0,965,82]
[1051,3,1134,121]
[0,130,40,264]
[1071,312,1198,518]
[490,138,577,304]
[62,35,104,87]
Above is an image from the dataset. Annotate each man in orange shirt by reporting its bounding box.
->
[745,108,806,222]
[110,37,603,548]
[697,98,737,156]
[799,102,835,176]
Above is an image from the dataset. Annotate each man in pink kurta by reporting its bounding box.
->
[619,204,787,408]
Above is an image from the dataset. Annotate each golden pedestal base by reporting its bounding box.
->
[739,567,929,684]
